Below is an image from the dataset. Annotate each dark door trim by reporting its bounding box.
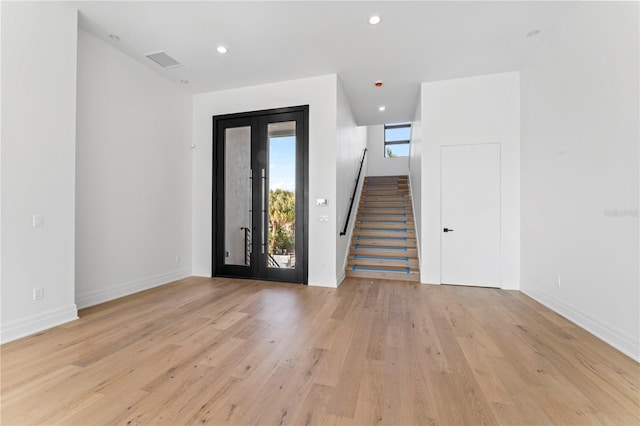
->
[212,105,309,284]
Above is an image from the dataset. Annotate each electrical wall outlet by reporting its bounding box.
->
[319,215,329,222]
[33,287,44,301]
[32,215,44,227]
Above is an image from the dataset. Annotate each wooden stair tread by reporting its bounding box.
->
[351,238,416,248]
[348,257,419,268]
[353,230,416,238]
[351,247,418,257]
[346,269,420,282]
[357,216,413,221]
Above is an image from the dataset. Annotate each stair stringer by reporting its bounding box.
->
[337,157,368,286]
[407,173,423,284]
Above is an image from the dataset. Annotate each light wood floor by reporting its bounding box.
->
[1,277,638,425]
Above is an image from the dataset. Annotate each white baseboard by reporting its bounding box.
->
[308,281,338,289]
[1,304,78,344]
[500,279,520,291]
[76,268,191,309]
[521,287,639,362]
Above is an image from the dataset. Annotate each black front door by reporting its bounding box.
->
[213,106,308,284]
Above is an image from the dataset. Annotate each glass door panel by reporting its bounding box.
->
[267,121,296,269]
[224,126,252,266]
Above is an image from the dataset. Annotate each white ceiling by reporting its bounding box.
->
[74,1,573,126]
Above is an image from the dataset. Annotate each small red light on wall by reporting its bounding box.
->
[375,81,383,87]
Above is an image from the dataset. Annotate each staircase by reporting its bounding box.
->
[346,175,420,282]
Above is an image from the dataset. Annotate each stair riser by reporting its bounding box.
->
[358,206,410,211]
[357,216,412,222]
[354,230,416,238]
[363,187,408,191]
[357,211,412,217]
[357,212,413,218]
[364,183,408,187]
[363,188,408,192]
[365,178,408,182]
[360,201,412,207]
[364,183,409,187]
[362,197,408,202]
[354,222,412,230]
[348,259,419,268]
[358,214,413,219]
[364,184,408,188]
[346,270,419,282]
[362,190,409,195]
[365,177,408,180]
[356,221,414,228]
[351,247,417,257]
[365,177,408,181]
[351,238,416,248]
[359,210,411,214]
[359,212,412,217]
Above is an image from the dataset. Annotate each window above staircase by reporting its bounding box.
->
[384,123,411,158]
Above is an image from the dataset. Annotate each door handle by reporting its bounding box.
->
[443,228,454,232]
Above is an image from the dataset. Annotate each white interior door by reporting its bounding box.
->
[441,143,500,287]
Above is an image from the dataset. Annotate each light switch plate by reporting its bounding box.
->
[33,287,44,301]
[316,199,328,207]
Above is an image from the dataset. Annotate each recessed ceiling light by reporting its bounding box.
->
[108,34,120,41]
[180,79,189,84]
[378,106,386,112]
[527,30,540,38]
[369,16,381,25]
[217,46,228,54]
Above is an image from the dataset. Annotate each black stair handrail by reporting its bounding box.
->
[340,148,367,236]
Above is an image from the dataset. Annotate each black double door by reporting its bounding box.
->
[213,106,308,284]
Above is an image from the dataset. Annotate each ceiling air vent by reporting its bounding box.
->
[144,51,182,69]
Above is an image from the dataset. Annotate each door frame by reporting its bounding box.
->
[212,105,309,284]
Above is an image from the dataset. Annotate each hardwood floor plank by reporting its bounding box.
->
[1,277,638,425]
[400,319,440,425]
[291,383,335,426]
[60,389,150,426]
[327,306,374,418]
[182,376,243,425]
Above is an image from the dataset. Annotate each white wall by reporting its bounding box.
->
[366,124,410,177]
[408,98,423,279]
[1,2,79,342]
[421,72,520,289]
[520,2,639,360]
[192,75,341,287]
[75,29,193,308]
[336,79,367,284]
